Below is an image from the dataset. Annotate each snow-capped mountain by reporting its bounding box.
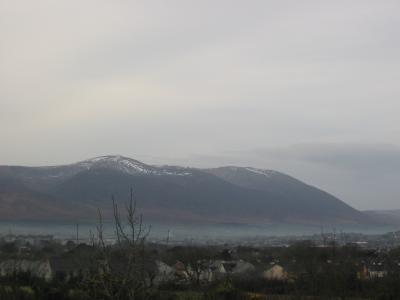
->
[0,155,372,225]
[0,155,192,191]
[76,155,192,176]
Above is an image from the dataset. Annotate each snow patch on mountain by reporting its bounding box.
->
[78,156,192,176]
[245,167,277,178]
[217,166,277,178]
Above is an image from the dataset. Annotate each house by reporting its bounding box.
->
[0,259,53,281]
[153,260,174,284]
[202,259,255,281]
[232,260,255,274]
[197,264,213,282]
[210,260,226,274]
[357,261,389,280]
[49,257,90,281]
[173,261,190,283]
[3,234,53,247]
[369,268,387,279]
[262,264,289,281]
[359,264,388,280]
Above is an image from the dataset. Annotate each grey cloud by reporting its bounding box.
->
[253,144,400,174]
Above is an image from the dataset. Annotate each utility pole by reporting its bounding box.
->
[320,225,326,247]
[76,223,79,244]
[166,229,170,246]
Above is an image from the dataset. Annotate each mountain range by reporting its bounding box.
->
[0,155,375,226]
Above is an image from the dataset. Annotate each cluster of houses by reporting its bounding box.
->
[0,255,290,285]
[0,256,391,285]
[154,259,258,284]
[1,234,54,247]
[0,236,398,285]
[358,262,389,279]
[0,259,53,281]
[0,234,55,255]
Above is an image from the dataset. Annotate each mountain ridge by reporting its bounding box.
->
[0,155,373,226]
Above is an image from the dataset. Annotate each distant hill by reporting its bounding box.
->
[0,155,372,225]
[364,210,400,226]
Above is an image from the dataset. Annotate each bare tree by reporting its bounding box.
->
[86,188,152,300]
[170,246,214,286]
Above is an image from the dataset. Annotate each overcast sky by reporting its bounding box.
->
[1,1,400,210]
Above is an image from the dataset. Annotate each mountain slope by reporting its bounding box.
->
[0,175,85,220]
[206,166,366,223]
[0,155,372,225]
